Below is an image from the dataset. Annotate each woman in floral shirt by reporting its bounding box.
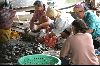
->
[73,4,100,49]
[0,1,16,43]
[0,0,16,63]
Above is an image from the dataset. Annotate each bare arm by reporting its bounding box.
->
[30,16,36,30]
[38,22,50,29]
[86,29,93,33]
[60,38,70,58]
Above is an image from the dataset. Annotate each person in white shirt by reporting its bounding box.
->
[33,7,74,37]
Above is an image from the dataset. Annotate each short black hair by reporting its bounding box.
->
[33,0,43,6]
[33,0,46,11]
[72,19,89,33]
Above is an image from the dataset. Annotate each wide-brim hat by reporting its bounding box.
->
[46,7,58,18]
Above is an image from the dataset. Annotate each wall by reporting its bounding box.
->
[12,0,35,8]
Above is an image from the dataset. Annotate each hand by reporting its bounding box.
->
[49,32,56,37]
[86,29,93,33]
[32,24,39,31]
[34,21,40,25]
[70,26,74,35]
[60,57,70,65]
[60,32,68,38]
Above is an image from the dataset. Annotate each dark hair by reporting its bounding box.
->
[72,19,89,33]
[34,0,43,6]
[33,0,45,11]
[0,2,5,8]
[0,1,10,8]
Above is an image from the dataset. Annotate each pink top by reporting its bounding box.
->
[0,8,16,29]
[60,33,99,65]
[30,10,49,30]
[31,10,44,21]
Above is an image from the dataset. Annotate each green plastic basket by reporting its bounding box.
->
[17,54,61,65]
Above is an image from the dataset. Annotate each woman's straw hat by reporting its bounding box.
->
[46,7,58,18]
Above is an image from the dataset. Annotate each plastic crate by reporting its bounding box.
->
[17,54,61,65]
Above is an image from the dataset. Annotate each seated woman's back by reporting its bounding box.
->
[60,19,99,65]
[68,33,99,65]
